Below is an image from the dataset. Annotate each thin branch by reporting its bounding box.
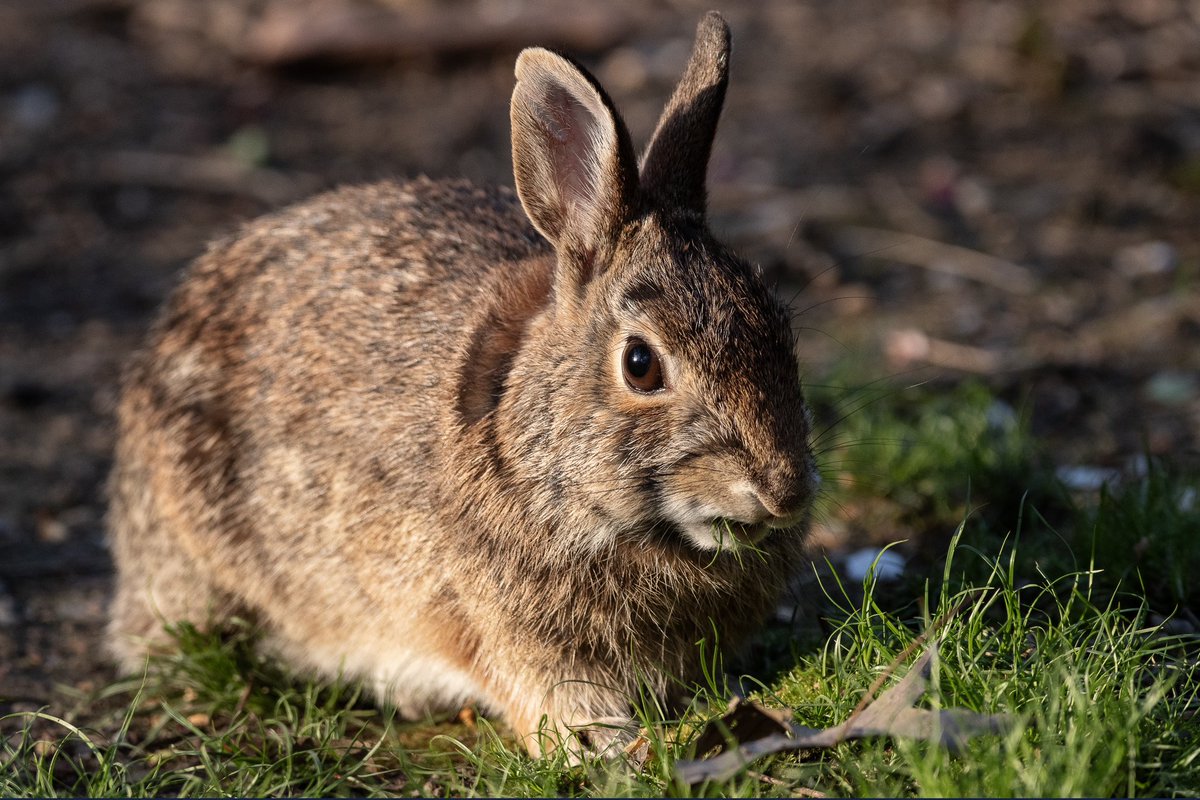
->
[834,225,1037,294]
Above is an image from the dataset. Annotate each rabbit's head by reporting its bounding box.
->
[501,12,816,555]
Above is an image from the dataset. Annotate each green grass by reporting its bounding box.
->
[779,529,1200,797]
[1081,466,1200,610]
[807,373,1068,539]
[3,376,1199,797]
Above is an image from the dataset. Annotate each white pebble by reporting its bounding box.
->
[843,547,906,582]
[1056,465,1121,491]
[1114,240,1177,278]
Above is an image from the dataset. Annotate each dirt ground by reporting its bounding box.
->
[2,0,1198,711]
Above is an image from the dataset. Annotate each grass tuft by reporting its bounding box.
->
[1080,461,1200,609]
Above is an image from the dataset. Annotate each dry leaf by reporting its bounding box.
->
[621,733,653,771]
[457,706,477,730]
[690,697,793,758]
[675,643,1014,785]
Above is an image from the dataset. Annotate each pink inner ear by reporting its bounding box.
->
[538,82,601,223]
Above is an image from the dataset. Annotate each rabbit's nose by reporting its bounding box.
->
[751,463,815,522]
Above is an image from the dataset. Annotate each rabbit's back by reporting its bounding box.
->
[107,178,549,681]
[131,177,543,484]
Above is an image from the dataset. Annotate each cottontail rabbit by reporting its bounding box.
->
[107,11,817,756]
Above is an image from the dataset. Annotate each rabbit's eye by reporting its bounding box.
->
[623,338,663,393]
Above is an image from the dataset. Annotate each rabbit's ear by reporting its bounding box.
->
[511,48,639,291]
[639,12,731,218]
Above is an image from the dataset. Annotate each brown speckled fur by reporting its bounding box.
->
[107,13,817,756]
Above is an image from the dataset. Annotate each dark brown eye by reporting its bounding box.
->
[622,338,663,393]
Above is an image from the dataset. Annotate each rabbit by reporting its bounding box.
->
[106,11,818,757]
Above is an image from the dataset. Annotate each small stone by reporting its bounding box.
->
[35,511,68,543]
[1144,371,1198,407]
[955,176,993,218]
[911,75,965,121]
[843,548,906,582]
[885,328,931,366]
[9,84,59,132]
[985,400,1018,432]
[1055,465,1121,491]
[1114,240,1177,278]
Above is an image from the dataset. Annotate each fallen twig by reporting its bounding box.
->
[834,225,1037,294]
[884,292,1200,374]
[745,768,790,787]
[885,328,1012,373]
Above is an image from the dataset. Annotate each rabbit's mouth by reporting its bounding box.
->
[661,485,811,553]
[674,513,807,554]
[711,518,770,544]
[675,518,772,552]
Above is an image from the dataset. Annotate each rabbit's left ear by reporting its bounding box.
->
[639,12,731,219]
[511,47,640,296]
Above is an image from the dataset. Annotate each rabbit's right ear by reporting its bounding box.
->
[511,49,639,296]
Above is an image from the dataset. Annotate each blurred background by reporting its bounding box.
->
[1,0,1198,706]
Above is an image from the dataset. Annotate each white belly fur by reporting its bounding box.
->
[266,625,489,718]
